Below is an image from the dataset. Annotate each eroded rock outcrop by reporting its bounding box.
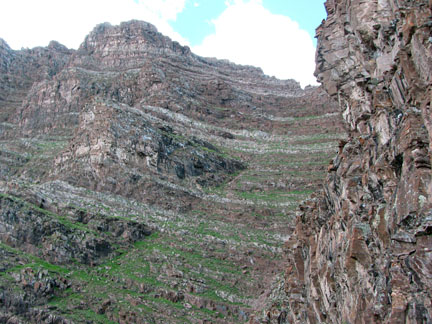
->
[0,39,72,128]
[52,100,245,207]
[14,20,304,137]
[0,193,151,265]
[0,20,343,323]
[259,0,432,323]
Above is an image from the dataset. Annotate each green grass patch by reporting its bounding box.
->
[237,189,314,203]
[35,140,68,151]
[0,242,70,276]
[0,193,94,234]
[49,293,117,324]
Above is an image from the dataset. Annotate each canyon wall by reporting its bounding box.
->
[260,0,432,323]
[0,21,343,323]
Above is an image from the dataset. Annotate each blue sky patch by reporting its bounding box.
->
[171,0,326,46]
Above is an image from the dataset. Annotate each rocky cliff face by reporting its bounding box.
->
[0,39,72,126]
[15,20,303,137]
[259,0,432,323]
[0,21,343,323]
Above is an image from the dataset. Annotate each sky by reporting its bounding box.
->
[0,0,327,87]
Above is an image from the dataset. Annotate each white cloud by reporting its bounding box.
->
[192,0,317,87]
[0,0,187,50]
[136,0,186,21]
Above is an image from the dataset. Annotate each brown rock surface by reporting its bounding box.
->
[0,39,72,128]
[13,21,305,137]
[0,20,343,323]
[257,0,432,323]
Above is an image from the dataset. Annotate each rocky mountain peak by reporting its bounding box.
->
[47,40,70,52]
[75,20,191,71]
[0,38,11,50]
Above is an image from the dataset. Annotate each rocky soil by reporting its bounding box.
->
[257,0,432,323]
[0,21,343,323]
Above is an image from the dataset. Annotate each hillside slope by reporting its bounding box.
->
[0,21,343,323]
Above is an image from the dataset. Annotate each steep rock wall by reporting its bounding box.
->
[13,21,304,137]
[0,39,72,126]
[260,0,432,323]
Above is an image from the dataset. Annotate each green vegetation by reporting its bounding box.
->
[35,140,68,150]
[0,96,341,323]
[0,242,70,278]
[0,193,93,233]
[48,294,118,324]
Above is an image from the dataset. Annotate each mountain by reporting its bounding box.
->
[0,20,343,323]
[258,0,432,323]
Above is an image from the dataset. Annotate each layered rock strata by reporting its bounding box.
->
[260,0,432,323]
[52,100,245,207]
[0,20,343,323]
[0,39,72,126]
[14,21,303,137]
